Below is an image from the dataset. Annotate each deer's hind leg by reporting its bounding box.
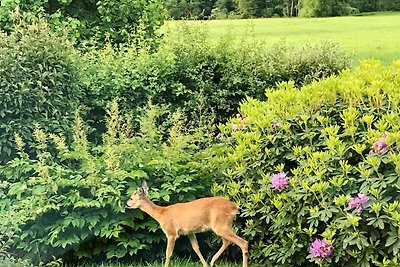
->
[210,238,230,267]
[217,229,248,267]
[212,217,248,267]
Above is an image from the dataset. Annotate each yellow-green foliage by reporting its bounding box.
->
[224,60,400,133]
[215,60,400,266]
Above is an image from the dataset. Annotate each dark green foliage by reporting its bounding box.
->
[0,0,166,45]
[86,26,352,128]
[300,0,357,17]
[169,0,400,19]
[212,0,237,18]
[213,61,400,266]
[164,0,208,19]
[0,17,83,163]
[235,0,266,18]
[0,102,216,264]
[348,0,400,12]
[164,0,227,19]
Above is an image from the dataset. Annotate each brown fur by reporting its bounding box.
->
[127,182,248,267]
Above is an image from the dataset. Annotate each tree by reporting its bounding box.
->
[300,0,352,17]
[235,0,266,17]
[164,0,204,19]
[164,0,216,19]
[0,17,83,163]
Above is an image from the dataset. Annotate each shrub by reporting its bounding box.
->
[212,60,400,266]
[0,101,215,264]
[0,212,32,267]
[85,25,352,129]
[0,0,166,46]
[0,17,84,163]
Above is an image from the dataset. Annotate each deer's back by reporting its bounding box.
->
[159,197,238,236]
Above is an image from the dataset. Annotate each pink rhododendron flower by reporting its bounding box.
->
[236,114,247,129]
[310,238,333,258]
[231,123,238,131]
[370,134,389,155]
[348,193,369,213]
[271,172,289,190]
[371,140,388,154]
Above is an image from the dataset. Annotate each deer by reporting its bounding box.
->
[126,181,249,267]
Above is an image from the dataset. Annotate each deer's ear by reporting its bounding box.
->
[137,187,144,195]
[141,180,149,196]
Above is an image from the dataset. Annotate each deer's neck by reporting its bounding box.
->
[140,197,165,222]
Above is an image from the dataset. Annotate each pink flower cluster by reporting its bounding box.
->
[348,193,369,213]
[310,238,333,258]
[231,114,247,132]
[271,172,289,190]
[231,123,238,131]
[369,135,389,155]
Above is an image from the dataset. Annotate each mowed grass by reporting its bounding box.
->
[162,13,400,65]
[83,260,262,267]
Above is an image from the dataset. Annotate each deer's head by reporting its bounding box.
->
[126,181,149,209]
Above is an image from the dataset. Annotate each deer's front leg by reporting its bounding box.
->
[164,235,177,267]
[188,233,208,267]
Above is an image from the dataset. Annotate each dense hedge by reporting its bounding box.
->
[0,19,352,162]
[0,102,215,264]
[0,18,84,163]
[85,25,352,126]
[213,61,400,266]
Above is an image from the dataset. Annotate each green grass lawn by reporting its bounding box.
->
[83,260,261,267]
[162,13,400,65]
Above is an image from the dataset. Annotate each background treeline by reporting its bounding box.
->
[165,0,400,19]
[1,0,399,34]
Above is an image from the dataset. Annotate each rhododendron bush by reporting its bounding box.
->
[212,61,400,266]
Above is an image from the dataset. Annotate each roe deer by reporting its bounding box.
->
[126,181,249,267]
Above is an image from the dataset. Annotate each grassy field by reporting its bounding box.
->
[162,13,400,65]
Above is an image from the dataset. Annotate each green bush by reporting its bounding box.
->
[0,101,215,264]
[85,25,352,127]
[212,60,400,266]
[0,17,84,163]
[0,0,166,46]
